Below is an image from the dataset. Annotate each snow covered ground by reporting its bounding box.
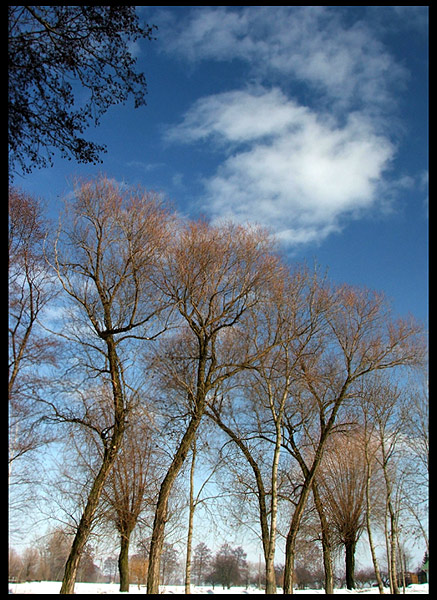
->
[8,582,429,594]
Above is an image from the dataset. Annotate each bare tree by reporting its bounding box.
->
[192,542,212,586]
[310,478,336,594]
[8,548,23,582]
[146,220,281,593]
[207,266,326,594]
[72,396,161,591]
[21,547,40,581]
[8,188,61,546]
[316,430,368,590]
[359,375,411,595]
[129,554,148,588]
[38,528,72,581]
[9,188,59,470]
[359,384,387,594]
[208,543,248,589]
[184,438,197,594]
[184,426,228,593]
[45,176,172,593]
[281,285,425,594]
[401,369,429,553]
[104,409,160,592]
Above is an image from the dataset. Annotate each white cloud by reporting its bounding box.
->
[167,88,394,245]
[161,6,406,112]
[161,7,406,246]
[166,87,308,144]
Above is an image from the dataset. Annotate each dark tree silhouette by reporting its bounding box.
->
[208,543,247,589]
[8,6,156,178]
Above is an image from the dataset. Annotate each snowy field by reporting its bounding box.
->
[8,582,429,594]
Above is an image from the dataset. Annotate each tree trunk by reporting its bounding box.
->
[265,395,286,595]
[60,442,121,593]
[60,530,87,594]
[364,461,385,594]
[147,411,204,594]
[118,532,131,592]
[321,532,335,595]
[283,487,312,592]
[388,508,400,594]
[283,534,296,595]
[283,388,349,594]
[60,332,126,594]
[345,539,357,590]
[283,486,315,596]
[312,480,334,594]
[265,557,276,594]
[382,447,399,594]
[185,439,196,594]
[283,427,335,594]
[208,405,277,594]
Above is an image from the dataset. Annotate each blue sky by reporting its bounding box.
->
[15,5,428,323]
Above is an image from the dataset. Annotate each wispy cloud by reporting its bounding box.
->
[161,7,408,245]
[126,160,166,173]
[161,6,406,112]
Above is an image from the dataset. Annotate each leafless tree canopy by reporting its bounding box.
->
[8,178,427,595]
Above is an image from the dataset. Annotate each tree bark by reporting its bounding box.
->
[283,535,296,595]
[345,539,357,590]
[59,441,122,593]
[283,475,316,594]
[265,558,277,595]
[312,480,334,594]
[321,530,334,595]
[283,400,345,594]
[185,439,196,594]
[147,411,204,594]
[388,506,400,594]
[118,531,131,592]
[264,387,287,594]
[283,485,311,592]
[364,457,385,594]
[381,433,399,594]
[60,334,125,594]
[208,406,275,594]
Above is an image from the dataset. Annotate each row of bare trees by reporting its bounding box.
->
[9,530,100,584]
[9,176,427,594]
